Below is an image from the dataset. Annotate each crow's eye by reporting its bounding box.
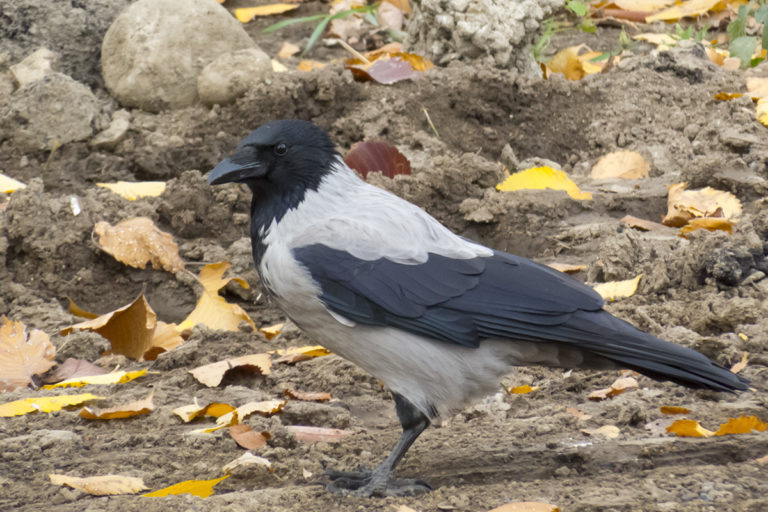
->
[274,143,288,156]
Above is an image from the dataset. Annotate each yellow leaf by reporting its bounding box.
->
[189,353,272,387]
[756,99,768,127]
[663,183,742,227]
[730,352,748,374]
[660,406,691,415]
[273,344,332,363]
[646,0,725,22]
[666,419,715,437]
[679,217,734,236]
[588,375,639,400]
[383,0,411,14]
[96,181,166,201]
[633,33,678,46]
[714,415,767,436]
[271,59,288,72]
[547,262,587,273]
[298,59,327,71]
[0,393,103,417]
[61,294,157,361]
[179,262,255,332]
[590,151,650,179]
[508,384,539,394]
[143,475,229,498]
[581,425,620,439]
[489,502,560,512]
[79,393,154,420]
[496,166,592,200]
[235,4,299,23]
[615,0,675,10]
[93,217,185,273]
[705,47,730,66]
[236,399,286,418]
[259,322,284,340]
[546,46,587,80]
[592,275,642,301]
[43,369,147,389]
[173,401,236,423]
[67,297,98,319]
[0,316,56,392]
[143,321,185,360]
[50,474,147,495]
[0,173,27,193]
[746,77,768,98]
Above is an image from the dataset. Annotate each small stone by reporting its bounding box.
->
[90,109,130,150]
[10,48,58,86]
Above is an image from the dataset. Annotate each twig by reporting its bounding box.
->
[422,107,439,138]
[333,38,371,65]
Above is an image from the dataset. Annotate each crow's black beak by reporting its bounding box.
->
[207,157,266,185]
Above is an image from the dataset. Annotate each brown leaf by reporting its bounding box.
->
[488,502,560,512]
[0,316,56,392]
[679,217,735,237]
[285,389,332,402]
[189,353,272,387]
[286,425,354,443]
[93,217,184,272]
[79,393,154,420]
[345,52,433,84]
[61,294,156,361]
[660,406,691,415]
[662,183,742,227]
[143,321,185,360]
[620,215,673,232]
[344,141,412,179]
[730,352,749,374]
[230,424,269,450]
[590,151,650,179]
[67,297,98,319]
[49,474,147,495]
[42,358,108,384]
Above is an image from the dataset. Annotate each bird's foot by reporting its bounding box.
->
[323,467,431,497]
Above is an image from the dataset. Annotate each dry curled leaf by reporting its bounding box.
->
[344,140,412,179]
[547,262,587,273]
[222,452,272,473]
[715,415,767,436]
[666,419,715,437]
[592,275,642,302]
[508,385,539,394]
[0,393,103,417]
[581,425,621,439]
[179,262,256,332]
[50,474,147,495]
[545,45,611,80]
[96,181,166,201]
[679,217,735,237]
[590,151,650,180]
[273,345,331,363]
[259,322,284,340]
[235,3,299,23]
[730,352,749,374]
[173,401,236,423]
[93,217,184,273]
[286,425,354,443]
[345,52,433,84]
[645,0,723,22]
[229,424,269,450]
[0,316,56,392]
[285,389,332,402]
[42,358,108,384]
[189,353,272,387]
[497,166,592,200]
[43,369,147,389]
[143,475,229,498]
[277,42,300,59]
[589,376,639,401]
[660,406,691,415]
[79,393,154,420]
[662,183,741,228]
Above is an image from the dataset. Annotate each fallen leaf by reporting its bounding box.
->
[297,59,327,71]
[747,77,768,126]
[546,45,611,80]
[259,322,284,340]
[235,3,299,23]
[666,419,715,437]
[189,353,272,387]
[345,52,433,84]
[230,424,269,449]
[620,215,672,232]
[497,166,592,200]
[489,503,560,512]
[96,181,166,201]
[285,389,332,401]
[660,406,691,415]
[714,415,767,436]
[179,262,256,332]
[43,369,147,389]
[93,217,185,273]
[49,474,147,495]
[730,352,748,374]
[274,345,331,363]
[646,0,722,22]
[79,393,154,420]
[383,0,411,15]
[566,407,592,421]
[277,42,300,59]
[286,425,354,443]
[581,425,621,439]
[679,217,735,237]
[0,316,56,391]
[0,173,27,193]
[173,401,236,423]
[714,92,743,101]
[547,262,587,273]
[755,454,768,464]
[589,376,639,401]
[61,294,157,360]
[271,59,288,72]
[592,275,642,302]
[0,393,103,417]
[615,0,675,10]
[213,399,286,429]
[662,183,742,227]
[344,140,412,179]
[706,47,730,67]
[590,151,650,179]
[42,358,108,384]
[67,298,99,319]
[143,475,229,498]
[222,452,272,473]
[633,32,678,46]
[143,321,185,360]
[508,385,539,394]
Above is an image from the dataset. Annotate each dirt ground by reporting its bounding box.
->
[2,2,768,511]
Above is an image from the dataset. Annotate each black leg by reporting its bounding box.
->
[324,393,432,497]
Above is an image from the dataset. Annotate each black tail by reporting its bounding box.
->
[571,311,750,392]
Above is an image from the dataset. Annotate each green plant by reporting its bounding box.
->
[726,2,768,68]
[264,3,381,56]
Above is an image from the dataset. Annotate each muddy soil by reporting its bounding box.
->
[2,2,768,511]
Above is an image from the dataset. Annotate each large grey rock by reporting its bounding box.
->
[101,0,257,112]
[197,48,272,106]
[0,72,98,151]
[406,0,564,73]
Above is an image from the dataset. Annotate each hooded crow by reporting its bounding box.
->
[208,119,749,497]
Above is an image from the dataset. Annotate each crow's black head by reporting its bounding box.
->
[207,120,339,192]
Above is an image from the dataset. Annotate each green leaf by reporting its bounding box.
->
[730,36,759,68]
[263,13,328,34]
[589,51,613,62]
[755,5,768,25]
[763,25,768,51]
[727,17,746,41]
[303,16,332,56]
[566,0,588,17]
[579,21,596,33]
